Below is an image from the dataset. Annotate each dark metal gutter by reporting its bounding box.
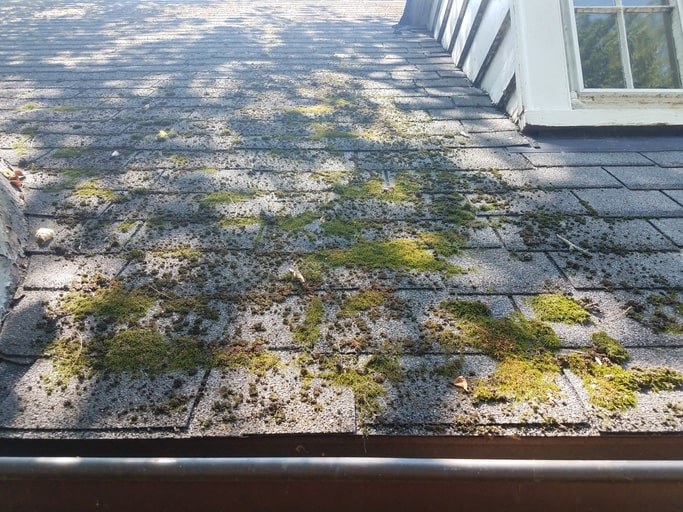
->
[1,456,683,482]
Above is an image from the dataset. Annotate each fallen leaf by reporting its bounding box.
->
[289,266,306,285]
[35,227,55,247]
[453,375,470,393]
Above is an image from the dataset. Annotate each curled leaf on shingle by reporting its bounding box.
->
[453,375,470,393]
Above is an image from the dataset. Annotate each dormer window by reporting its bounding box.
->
[569,0,683,89]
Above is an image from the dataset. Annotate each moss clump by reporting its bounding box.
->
[335,176,420,204]
[419,231,465,257]
[53,105,84,113]
[339,290,386,317]
[168,154,189,166]
[591,331,629,364]
[42,337,94,392]
[103,329,206,376]
[218,217,260,229]
[19,125,38,136]
[310,123,357,140]
[49,168,102,190]
[117,220,137,233]
[564,353,683,411]
[430,193,476,225]
[311,170,347,185]
[161,296,218,321]
[326,239,462,275]
[319,356,387,419]
[292,297,324,349]
[53,147,84,158]
[72,181,121,202]
[18,102,39,112]
[151,247,202,262]
[530,294,590,325]
[199,191,253,206]
[60,282,154,324]
[320,219,364,238]
[214,343,281,377]
[297,257,324,287]
[275,211,319,232]
[473,355,561,403]
[286,104,335,116]
[366,354,403,383]
[200,167,218,174]
[441,299,491,321]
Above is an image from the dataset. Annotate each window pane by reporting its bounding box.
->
[576,13,626,88]
[626,12,681,87]
[573,0,615,5]
[621,1,668,6]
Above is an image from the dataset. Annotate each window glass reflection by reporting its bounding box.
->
[576,13,626,87]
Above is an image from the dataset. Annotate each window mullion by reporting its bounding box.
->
[616,7,634,88]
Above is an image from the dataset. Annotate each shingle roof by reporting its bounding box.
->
[0,0,681,440]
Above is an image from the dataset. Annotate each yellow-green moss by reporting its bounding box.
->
[41,337,94,392]
[200,166,218,174]
[275,211,319,232]
[311,170,347,185]
[214,343,281,377]
[591,331,629,364]
[117,220,137,233]
[60,282,154,323]
[326,239,462,275]
[103,329,206,376]
[335,176,420,203]
[49,168,102,190]
[17,102,39,112]
[439,301,560,359]
[151,247,202,263]
[53,105,85,113]
[530,294,590,325]
[168,154,189,166]
[286,104,335,116]
[366,354,403,383]
[199,190,253,206]
[297,257,324,287]
[339,290,386,317]
[218,217,260,229]
[430,193,477,225]
[53,147,84,158]
[293,297,324,349]
[12,139,30,156]
[72,181,121,202]
[564,353,683,411]
[310,124,357,140]
[419,230,465,257]
[473,355,561,403]
[319,356,386,419]
[320,219,364,238]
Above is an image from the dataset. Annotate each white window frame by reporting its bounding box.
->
[510,0,683,128]
[564,1,683,93]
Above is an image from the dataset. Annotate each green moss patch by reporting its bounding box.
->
[42,337,94,392]
[286,104,335,116]
[320,218,364,238]
[530,294,590,324]
[72,181,121,202]
[292,297,324,349]
[53,147,84,159]
[103,329,206,376]
[335,176,420,203]
[419,230,465,257]
[214,342,281,377]
[60,281,154,324]
[339,290,386,317]
[17,102,39,112]
[326,239,462,275]
[430,193,477,225]
[199,190,253,206]
[591,331,629,364]
[473,355,561,403]
[563,352,683,411]
[310,123,357,140]
[150,247,202,263]
[218,217,261,229]
[275,210,319,232]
